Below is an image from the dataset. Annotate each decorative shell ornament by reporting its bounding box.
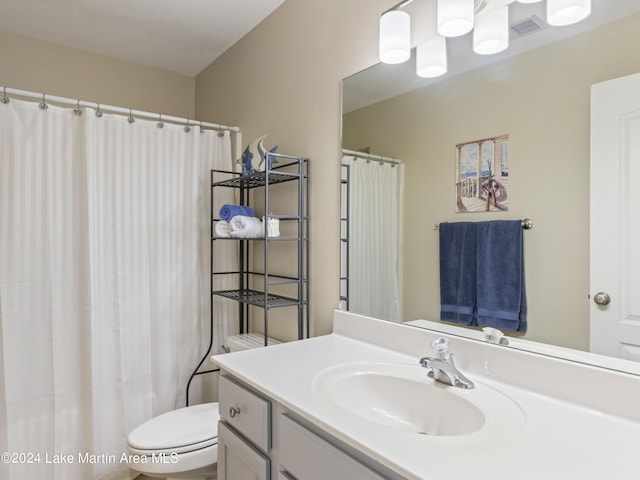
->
[241,135,278,175]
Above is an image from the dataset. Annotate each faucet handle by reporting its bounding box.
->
[430,337,450,360]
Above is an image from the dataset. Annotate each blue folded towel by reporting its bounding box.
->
[476,220,527,332]
[219,204,255,222]
[439,222,477,326]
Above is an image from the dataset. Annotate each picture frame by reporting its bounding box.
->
[455,134,509,213]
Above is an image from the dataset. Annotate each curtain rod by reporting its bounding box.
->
[434,218,533,231]
[342,148,402,165]
[1,86,240,133]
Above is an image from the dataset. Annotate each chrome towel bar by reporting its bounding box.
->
[434,218,533,231]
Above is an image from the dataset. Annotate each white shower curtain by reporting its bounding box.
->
[0,98,235,480]
[343,155,403,321]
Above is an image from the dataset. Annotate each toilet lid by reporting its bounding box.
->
[127,402,219,453]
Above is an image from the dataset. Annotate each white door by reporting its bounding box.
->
[590,72,640,361]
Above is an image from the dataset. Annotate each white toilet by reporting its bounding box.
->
[126,402,220,480]
[126,334,280,480]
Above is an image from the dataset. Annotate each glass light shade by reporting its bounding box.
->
[437,0,475,37]
[517,0,543,3]
[379,10,411,64]
[473,6,509,55]
[416,36,448,78]
[547,0,591,26]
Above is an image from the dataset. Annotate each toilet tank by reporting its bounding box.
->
[222,333,281,353]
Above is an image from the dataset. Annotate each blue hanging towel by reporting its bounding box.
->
[219,204,255,222]
[476,220,527,332]
[439,222,478,326]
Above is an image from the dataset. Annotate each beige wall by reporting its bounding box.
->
[196,0,396,337]
[4,1,637,349]
[195,0,640,346]
[343,13,640,350]
[0,0,394,340]
[0,30,195,118]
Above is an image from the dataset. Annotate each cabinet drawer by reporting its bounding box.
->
[218,422,270,480]
[219,374,271,452]
[279,414,386,480]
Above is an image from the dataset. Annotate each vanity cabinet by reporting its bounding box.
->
[217,371,399,480]
[279,414,387,480]
[218,422,270,480]
[218,375,271,480]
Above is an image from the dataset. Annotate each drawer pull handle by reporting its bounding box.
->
[229,406,241,418]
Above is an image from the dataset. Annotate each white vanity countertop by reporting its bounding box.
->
[212,312,640,480]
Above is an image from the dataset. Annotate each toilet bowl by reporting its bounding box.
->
[126,402,220,480]
[126,334,279,479]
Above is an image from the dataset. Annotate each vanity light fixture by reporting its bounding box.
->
[379,9,412,64]
[437,0,475,37]
[379,0,591,77]
[473,5,509,55]
[546,0,591,26]
[416,35,448,77]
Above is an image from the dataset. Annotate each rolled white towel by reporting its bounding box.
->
[229,215,264,238]
[215,220,232,238]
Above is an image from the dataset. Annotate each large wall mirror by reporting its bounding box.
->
[340,0,640,363]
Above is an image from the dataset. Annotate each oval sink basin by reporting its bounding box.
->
[312,362,524,436]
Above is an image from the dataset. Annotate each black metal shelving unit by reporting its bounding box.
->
[339,162,350,311]
[211,153,309,342]
[186,154,309,405]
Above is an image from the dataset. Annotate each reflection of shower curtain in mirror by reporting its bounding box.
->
[343,155,403,321]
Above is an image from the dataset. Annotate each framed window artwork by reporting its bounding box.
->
[456,134,509,213]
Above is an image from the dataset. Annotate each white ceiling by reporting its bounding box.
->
[0,0,286,76]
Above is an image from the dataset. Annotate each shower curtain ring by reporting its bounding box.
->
[39,94,48,110]
[157,114,164,129]
[184,119,191,133]
[199,121,204,133]
[1,87,9,104]
[95,103,103,118]
[74,100,83,115]
[127,108,135,124]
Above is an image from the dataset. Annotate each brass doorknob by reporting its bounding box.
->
[593,292,611,306]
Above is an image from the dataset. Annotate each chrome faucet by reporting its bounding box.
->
[419,337,475,389]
